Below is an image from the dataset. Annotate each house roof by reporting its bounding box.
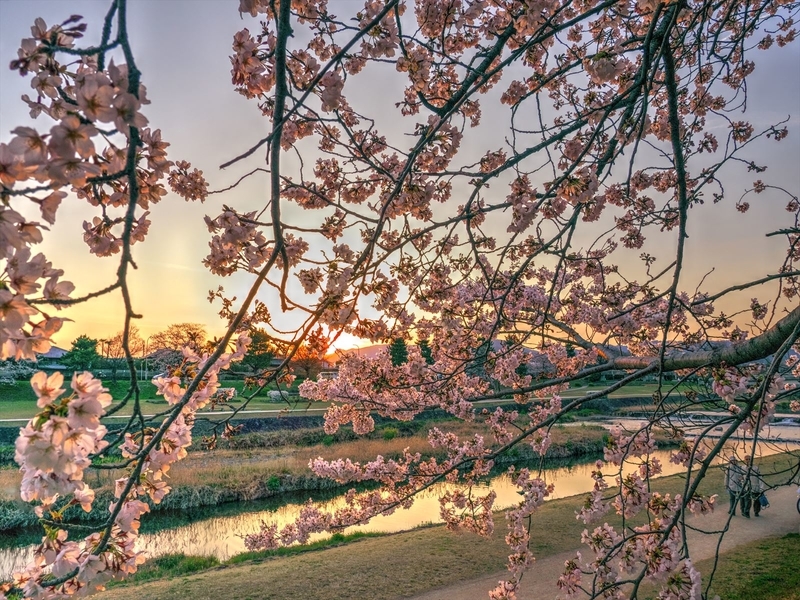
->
[333,345,388,361]
[38,346,68,359]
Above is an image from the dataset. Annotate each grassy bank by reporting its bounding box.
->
[696,533,800,600]
[105,534,800,600]
[94,452,799,600]
[104,531,384,589]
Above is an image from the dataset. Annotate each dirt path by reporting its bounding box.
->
[411,485,800,600]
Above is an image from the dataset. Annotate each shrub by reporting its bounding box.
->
[107,554,220,587]
[0,362,35,381]
[396,421,420,436]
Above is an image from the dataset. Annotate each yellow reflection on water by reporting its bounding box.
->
[1,441,794,578]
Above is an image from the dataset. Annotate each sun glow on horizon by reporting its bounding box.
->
[2,1,797,355]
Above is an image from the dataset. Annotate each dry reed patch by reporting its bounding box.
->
[162,423,504,489]
[0,468,20,492]
[162,423,606,489]
[0,423,608,502]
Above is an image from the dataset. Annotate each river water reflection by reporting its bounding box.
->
[1,439,796,578]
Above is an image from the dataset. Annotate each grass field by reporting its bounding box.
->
[0,378,699,422]
[0,379,307,421]
[696,533,800,600]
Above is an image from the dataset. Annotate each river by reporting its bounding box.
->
[2,434,797,579]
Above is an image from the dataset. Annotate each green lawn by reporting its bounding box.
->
[565,382,696,397]
[0,378,713,422]
[0,379,310,421]
[696,533,800,600]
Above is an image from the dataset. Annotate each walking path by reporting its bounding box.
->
[411,484,800,600]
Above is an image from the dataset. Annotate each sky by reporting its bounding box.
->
[1,0,799,351]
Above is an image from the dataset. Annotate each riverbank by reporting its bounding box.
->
[94,453,800,600]
[0,421,615,532]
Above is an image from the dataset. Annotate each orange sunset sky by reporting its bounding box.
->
[1,1,798,351]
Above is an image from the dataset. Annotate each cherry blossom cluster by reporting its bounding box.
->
[7,371,120,597]
[203,210,272,276]
[669,440,708,468]
[299,348,477,431]
[562,489,712,600]
[736,374,790,435]
[711,368,749,402]
[244,447,431,552]
[603,424,657,467]
[576,460,611,524]
[490,468,553,600]
[3,335,250,598]
[167,160,208,202]
[439,488,497,536]
[787,354,800,412]
[15,372,109,514]
[1,15,209,363]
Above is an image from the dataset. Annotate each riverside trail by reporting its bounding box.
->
[411,484,800,600]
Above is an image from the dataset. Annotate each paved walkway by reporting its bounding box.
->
[411,485,800,600]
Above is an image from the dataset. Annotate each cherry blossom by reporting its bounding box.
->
[3,0,800,597]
